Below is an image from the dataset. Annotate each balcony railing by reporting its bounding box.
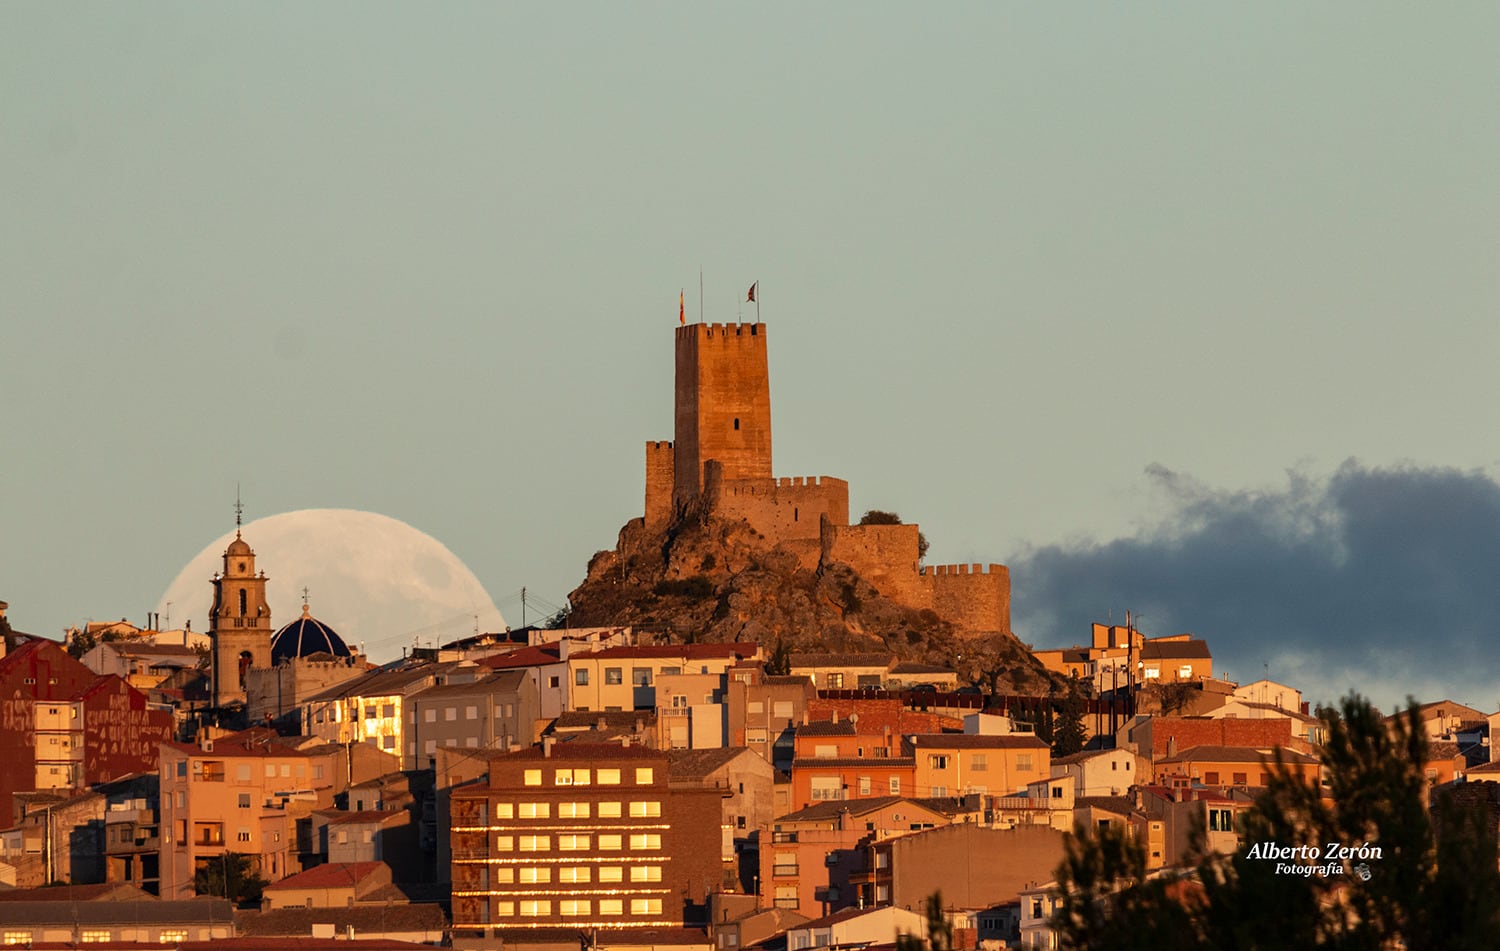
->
[771,832,799,844]
[772,864,799,878]
[452,849,491,862]
[773,898,800,909]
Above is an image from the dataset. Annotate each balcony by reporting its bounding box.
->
[771,864,799,878]
[451,849,491,862]
[771,832,799,844]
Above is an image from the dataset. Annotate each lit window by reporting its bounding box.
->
[598,834,623,850]
[80,931,113,944]
[496,901,514,917]
[520,900,551,917]
[599,899,624,916]
[629,801,661,818]
[598,768,622,785]
[425,709,436,723]
[598,866,624,882]
[524,769,542,786]
[559,867,592,884]
[630,898,663,916]
[494,803,514,819]
[518,803,550,819]
[559,802,591,819]
[630,866,662,882]
[560,899,591,917]
[629,833,661,850]
[598,801,622,818]
[158,931,187,943]
[519,835,549,852]
[519,867,552,884]
[493,836,514,851]
[558,834,590,851]
[635,768,654,785]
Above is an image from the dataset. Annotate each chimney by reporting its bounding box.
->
[832,711,839,725]
[543,736,555,758]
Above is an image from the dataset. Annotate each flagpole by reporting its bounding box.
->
[699,267,704,324]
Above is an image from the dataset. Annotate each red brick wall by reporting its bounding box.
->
[1145,718,1293,758]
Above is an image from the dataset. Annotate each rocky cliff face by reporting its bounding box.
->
[565,514,1055,694]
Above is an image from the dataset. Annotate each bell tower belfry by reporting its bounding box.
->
[209,500,272,709]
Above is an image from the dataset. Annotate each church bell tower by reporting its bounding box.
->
[209,501,272,709]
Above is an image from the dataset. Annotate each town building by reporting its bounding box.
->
[406,668,538,768]
[157,727,343,899]
[758,797,951,918]
[0,637,173,828]
[907,734,1050,798]
[449,741,723,938]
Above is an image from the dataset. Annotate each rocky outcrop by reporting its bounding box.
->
[565,513,1055,694]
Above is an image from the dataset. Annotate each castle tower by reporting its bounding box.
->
[673,322,772,506]
[209,531,273,708]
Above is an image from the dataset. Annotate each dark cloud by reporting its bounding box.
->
[1012,461,1500,709]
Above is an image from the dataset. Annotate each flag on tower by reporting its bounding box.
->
[747,281,757,303]
[679,290,685,325]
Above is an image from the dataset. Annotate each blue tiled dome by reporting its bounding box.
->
[270,604,352,663]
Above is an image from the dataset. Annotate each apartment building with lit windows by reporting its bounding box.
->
[449,741,722,939]
[566,643,763,713]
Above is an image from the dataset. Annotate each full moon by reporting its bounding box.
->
[157,509,506,660]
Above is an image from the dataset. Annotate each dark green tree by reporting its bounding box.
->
[765,636,792,677]
[1055,695,1500,950]
[193,851,268,906]
[1052,683,1088,758]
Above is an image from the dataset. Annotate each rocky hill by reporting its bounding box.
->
[566,512,1057,695]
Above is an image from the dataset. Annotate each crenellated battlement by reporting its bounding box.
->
[647,440,674,452]
[679,321,765,340]
[719,475,848,497]
[921,563,1006,577]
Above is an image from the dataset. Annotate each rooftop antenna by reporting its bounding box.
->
[234,484,244,537]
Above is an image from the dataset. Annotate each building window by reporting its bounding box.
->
[4,933,34,946]
[524,769,542,786]
[518,802,550,819]
[496,901,515,917]
[857,776,871,796]
[598,801,622,818]
[519,835,549,851]
[889,777,901,795]
[81,931,113,944]
[827,673,844,688]
[928,755,949,770]
[520,900,551,917]
[1209,808,1233,832]
[556,768,591,785]
[1017,754,1033,771]
[631,898,663,916]
[493,836,513,851]
[549,676,561,689]
[1232,772,1248,785]
[606,668,623,685]
[635,767,654,785]
[158,931,187,943]
[519,867,552,884]
[629,833,661,850]
[599,866,624,882]
[630,866,662,882]
[629,801,661,818]
[559,867,592,884]
[632,668,652,687]
[599,834,623,850]
[971,754,988,772]
[600,898,624,915]
[576,669,590,686]
[558,834,590,851]
[560,899,591,917]
[559,802,591,818]
[598,768,622,785]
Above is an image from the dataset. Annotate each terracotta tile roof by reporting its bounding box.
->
[905,734,1049,751]
[323,810,407,826]
[163,727,315,759]
[569,643,760,660]
[235,904,447,936]
[182,940,433,950]
[790,757,914,768]
[478,643,561,669]
[796,720,857,737]
[263,861,387,891]
[1074,795,1138,815]
[789,652,894,668]
[1139,639,1211,660]
[668,747,754,780]
[1157,745,1317,766]
[0,882,150,903]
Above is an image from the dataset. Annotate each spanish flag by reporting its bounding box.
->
[679,290,685,325]
[747,281,757,303]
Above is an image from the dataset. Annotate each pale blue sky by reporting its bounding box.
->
[4,4,1498,704]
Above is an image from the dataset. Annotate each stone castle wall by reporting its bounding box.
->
[705,462,848,546]
[645,440,676,530]
[820,521,926,607]
[923,562,1011,634]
